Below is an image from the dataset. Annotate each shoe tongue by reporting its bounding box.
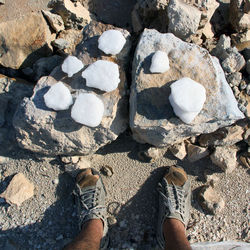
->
[164,166,187,186]
[78,175,99,189]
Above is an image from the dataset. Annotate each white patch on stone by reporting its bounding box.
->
[71,93,104,127]
[82,60,120,92]
[61,55,84,77]
[98,30,126,55]
[169,77,206,124]
[44,82,73,111]
[150,50,170,73]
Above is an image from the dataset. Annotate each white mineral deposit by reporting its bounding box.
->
[150,50,170,73]
[82,60,120,92]
[169,77,206,124]
[98,29,126,55]
[71,93,104,127]
[44,82,73,111]
[61,55,84,77]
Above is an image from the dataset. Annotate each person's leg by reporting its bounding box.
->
[63,168,108,250]
[157,166,192,250]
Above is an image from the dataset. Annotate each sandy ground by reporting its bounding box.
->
[0,131,249,249]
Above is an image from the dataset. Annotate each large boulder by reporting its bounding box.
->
[0,12,53,69]
[130,29,244,147]
[13,21,131,156]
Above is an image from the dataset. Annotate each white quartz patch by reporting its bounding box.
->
[169,77,206,124]
[82,60,120,92]
[98,30,126,55]
[61,55,84,77]
[44,82,73,111]
[150,51,170,73]
[71,93,104,127]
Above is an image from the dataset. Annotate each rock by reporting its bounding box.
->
[101,165,113,177]
[48,0,91,29]
[107,216,117,226]
[42,10,65,33]
[0,156,9,164]
[167,0,201,40]
[130,29,244,147]
[57,29,83,54]
[210,146,237,173]
[0,173,34,206]
[229,0,250,32]
[77,157,91,169]
[52,38,70,50]
[198,124,244,147]
[32,55,64,81]
[226,72,242,87]
[0,97,9,127]
[239,155,250,168]
[13,21,131,156]
[0,12,53,69]
[64,157,91,177]
[198,185,225,215]
[243,128,250,145]
[169,142,187,160]
[187,144,209,162]
[221,48,246,73]
[144,147,161,162]
[211,35,231,61]
[246,59,250,74]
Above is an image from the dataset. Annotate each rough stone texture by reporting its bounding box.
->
[211,35,231,61]
[52,38,70,50]
[198,124,245,147]
[130,29,244,147]
[0,173,34,206]
[42,10,65,33]
[48,0,91,29]
[13,21,131,156]
[229,0,250,32]
[198,185,225,215]
[0,12,53,69]
[226,72,242,87]
[167,0,201,40]
[169,142,187,160]
[32,55,64,81]
[187,144,209,162]
[246,59,250,74]
[210,146,238,173]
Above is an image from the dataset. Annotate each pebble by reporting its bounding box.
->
[56,234,63,241]
[101,165,113,177]
[52,178,59,185]
[107,216,117,226]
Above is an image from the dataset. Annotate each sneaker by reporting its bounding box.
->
[157,165,191,249]
[74,168,109,249]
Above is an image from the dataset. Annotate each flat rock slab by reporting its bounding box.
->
[13,21,131,156]
[130,29,244,147]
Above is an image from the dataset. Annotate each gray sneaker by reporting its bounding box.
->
[74,168,109,249]
[157,166,191,249]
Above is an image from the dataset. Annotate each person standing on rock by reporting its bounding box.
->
[63,166,192,250]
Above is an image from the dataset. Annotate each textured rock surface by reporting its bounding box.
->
[13,21,131,156]
[0,12,53,69]
[169,141,187,160]
[187,144,209,162]
[0,173,34,206]
[42,10,65,33]
[167,0,201,40]
[130,29,244,147]
[210,146,238,173]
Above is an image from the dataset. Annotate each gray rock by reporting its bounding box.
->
[226,72,242,86]
[211,35,231,61]
[130,29,244,147]
[13,22,131,156]
[246,59,250,75]
[48,0,91,29]
[32,55,64,81]
[42,10,65,33]
[167,0,201,40]
[246,84,250,95]
[221,48,246,73]
[52,38,70,50]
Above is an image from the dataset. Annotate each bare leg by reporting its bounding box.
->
[63,219,103,250]
[163,218,191,250]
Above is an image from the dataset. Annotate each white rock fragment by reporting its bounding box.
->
[169,77,206,124]
[44,82,73,111]
[71,93,104,127]
[150,50,170,73]
[98,30,126,55]
[82,60,120,92]
[61,55,84,77]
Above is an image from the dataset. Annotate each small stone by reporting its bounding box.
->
[0,173,34,206]
[239,155,250,168]
[77,157,91,169]
[52,178,59,185]
[107,216,117,226]
[64,157,91,177]
[239,80,247,90]
[42,10,65,33]
[246,85,250,96]
[144,147,161,162]
[198,185,225,214]
[71,156,80,164]
[169,142,187,160]
[52,38,70,50]
[226,72,242,87]
[187,144,209,162]
[61,156,71,164]
[101,165,113,177]
[0,156,9,164]
[210,146,237,173]
[243,128,250,145]
[246,59,250,75]
[56,234,63,241]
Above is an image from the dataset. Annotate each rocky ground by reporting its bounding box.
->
[0,0,249,249]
